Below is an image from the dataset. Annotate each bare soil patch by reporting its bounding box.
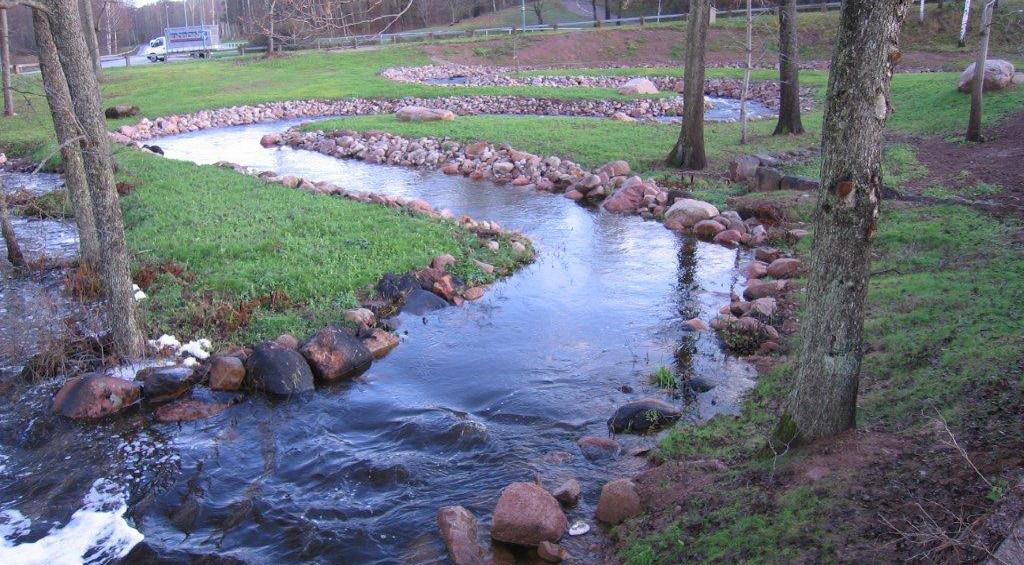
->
[909,111,1024,220]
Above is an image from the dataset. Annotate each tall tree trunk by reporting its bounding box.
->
[0,177,25,268]
[592,0,598,20]
[666,0,709,169]
[33,8,101,267]
[959,0,972,47]
[740,0,752,144]
[966,0,994,142]
[79,0,102,76]
[774,0,804,135]
[0,8,12,117]
[48,0,144,360]
[774,0,911,446]
[604,0,610,19]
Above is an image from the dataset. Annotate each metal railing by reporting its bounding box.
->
[315,2,844,50]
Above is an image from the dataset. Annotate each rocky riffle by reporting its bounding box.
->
[381,63,814,110]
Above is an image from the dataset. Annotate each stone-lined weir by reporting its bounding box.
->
[0,119,757,563]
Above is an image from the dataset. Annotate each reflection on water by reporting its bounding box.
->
[0,120,756,563]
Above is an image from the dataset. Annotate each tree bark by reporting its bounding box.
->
[774,0,911,446]
[774,0,804,135]
[666,0,709,169]
[48,0,144,360]
[740,0,752,144]
[33,8,101,266]
[79,0,102,76]
[1,8,13,117]
[966,0,994,142]
[0,177,25,268]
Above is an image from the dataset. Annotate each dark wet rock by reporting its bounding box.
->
[551,478,581,506]
[136,366,196,404]
[154,400,230,423]
[142,144,164,155]
[244,342,315,396]
[595,479,642,524]
[577,436,621,461]
[538,540,570,563]
[104,104,140,119]
[209,356,246,391]
[541,451,573,465]
[440,419,489,450]
[118,541,247,564]
[490,482,567,547]
[349,460,411,487]
[607,398,681,434]
[377,273,420,302]
[299,326,373,382]
[681,376,715,395]
[52,374,141,419]
[402,288,450,315]
[437,506,486,565]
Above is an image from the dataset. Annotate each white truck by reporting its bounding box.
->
[144,25,220,62]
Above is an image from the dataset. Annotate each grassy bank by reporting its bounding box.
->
[116,150,526,344]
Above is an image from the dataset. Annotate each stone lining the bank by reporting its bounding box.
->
[111,96,705,144]
[270,128,791,255]
[380,64,814,111]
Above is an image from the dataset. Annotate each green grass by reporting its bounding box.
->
[116,150,528,344]
[630,199,1024,562]
[305,112,820,174]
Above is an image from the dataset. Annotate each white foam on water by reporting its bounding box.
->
[0,478,143,564]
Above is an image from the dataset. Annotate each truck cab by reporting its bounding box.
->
[145,37,166,62]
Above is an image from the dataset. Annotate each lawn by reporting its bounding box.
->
[115,150,526,344]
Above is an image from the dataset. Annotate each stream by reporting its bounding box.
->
[0,119,756,564]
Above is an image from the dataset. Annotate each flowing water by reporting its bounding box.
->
[0,119,756,564]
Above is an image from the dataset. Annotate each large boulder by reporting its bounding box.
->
[52,374,141,419]
[490,482,567,547]
[595,479,642,525]
[607,398,681,434]
[402,288,450,315]
[136,366,196,404]
[437,506,486,565]
[617,78,659,95]
[299,326,373,382]
[244,342,315,396]
[665,198,719,229]
[395,106,457,122]
[958,59,1016,93]
[602,176,646,213]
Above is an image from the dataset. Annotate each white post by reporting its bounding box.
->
[919,0,926,22]
[521,0,526,31]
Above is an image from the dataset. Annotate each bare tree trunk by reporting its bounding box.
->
[966,0,995,142]
[592,0,598,20]
[79,0,102,76]
[774,0,804,135]
[0,8,12,117]
[666,0,709,169]
[0,177,25,268]
[48,0,144,360]
[774,0,911,446]
[919,0,926,22]
[33,8,101,267]
[959,0,972,47]
[740,0,752,144]
[604,0,610,19]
